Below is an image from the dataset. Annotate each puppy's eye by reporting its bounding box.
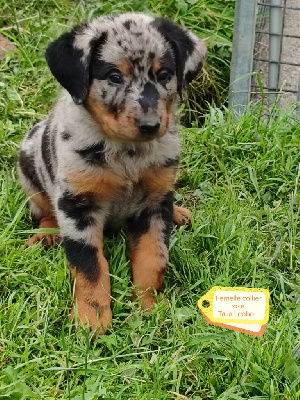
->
[156,69,173,83]
[107,73,124,85]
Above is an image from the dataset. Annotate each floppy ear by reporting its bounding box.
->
[152,18,207,97]
[45,26,107,104]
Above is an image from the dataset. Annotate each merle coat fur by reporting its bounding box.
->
[18,13,207,333]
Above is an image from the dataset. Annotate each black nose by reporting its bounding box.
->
[137,120,160,136]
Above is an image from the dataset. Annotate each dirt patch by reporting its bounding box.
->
[0,33,18,61]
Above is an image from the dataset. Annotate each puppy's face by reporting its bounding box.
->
[86,20,177,142]
[46,13,207,143]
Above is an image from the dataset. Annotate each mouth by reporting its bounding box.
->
[128,133,162,143]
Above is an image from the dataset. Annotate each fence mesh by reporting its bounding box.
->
[251,0,300,107]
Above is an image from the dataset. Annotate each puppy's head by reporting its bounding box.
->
[46,13,206,143]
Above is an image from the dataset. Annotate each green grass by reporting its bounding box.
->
[1,0,300,399]
[1,106,299,399]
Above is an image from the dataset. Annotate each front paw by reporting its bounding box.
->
[71,301,112,334]
[26,232,60,247]
[133,289,161,311]
[173,205,191,226]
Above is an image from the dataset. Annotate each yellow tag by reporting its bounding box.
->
[198,286,270,325]
[201,313,267,336]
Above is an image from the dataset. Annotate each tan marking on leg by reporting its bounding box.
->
[26,193,59,247]
[70,250,112,334]
[173,205,191,226]
[67,170,126,198]
[30,192,53,216]
[129,218,167,310]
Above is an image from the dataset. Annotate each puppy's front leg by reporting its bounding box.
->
[56,195,112,333]
[66,239,112,334]
[127,192,174,310]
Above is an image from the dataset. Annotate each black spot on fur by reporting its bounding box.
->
[130,56,143,67]
[123,20,132,30]
[101,89,107,100]
[107,102,118,116]
[127,208,152,239]
[61,131,71,140]
[58,192,97,230]
[27,124,41,139]
[127,148,137,157]
[139,82,159,113]
[148,52,155,62]
[89,32,109,80]
[19,150,43,192]
[90,32,108,55]
[41,124,55,182]
[39,169,47,190]
[126,191,174,246]
[148,69,155,81]
[124,84,133,95]
[63,237,99,280]
[137,65,145,74]
[51,127,58,167]
[163,157,179,168]
[75,141,107,166]
[160,191,174,246]
[89,58,116,82]
[160,51,176,72]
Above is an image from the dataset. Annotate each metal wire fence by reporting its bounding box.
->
[229,0,300,113]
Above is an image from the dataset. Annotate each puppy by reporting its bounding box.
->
[18,13,206,333]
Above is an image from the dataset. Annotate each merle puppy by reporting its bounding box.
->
[18,13,207,333]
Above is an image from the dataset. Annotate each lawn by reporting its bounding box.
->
[0,0,299,399]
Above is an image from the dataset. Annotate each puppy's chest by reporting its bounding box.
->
[67,136,177,185]
[67,161,176,202]
[63,138,179,221]
[66,164,175,225]
[110,165,176,222]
